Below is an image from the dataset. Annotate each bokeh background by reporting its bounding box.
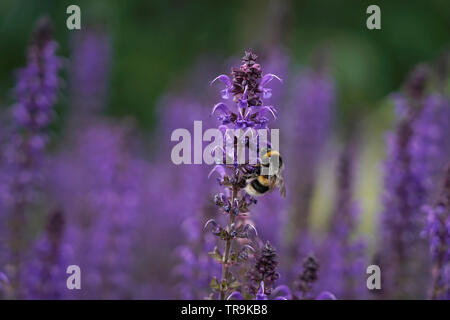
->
[0,0,449,299]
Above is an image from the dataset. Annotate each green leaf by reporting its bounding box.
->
[210,277,220,291]
[220,279,228,292]
[208,246,223,263]
[220,229,228,240]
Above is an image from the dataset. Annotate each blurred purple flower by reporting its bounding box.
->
[423,165,450,300]
[246,241,280,296]
[1,17,61,207]
[70,28,111,116]
[378,68,438,298]
[0,17,61,297]
[283,60,335,240]
[22,209,72,299]
[318,144,367,299]
[251,49,290,248]
[410,93,450,200]
[156,81,222,299]
[295,255,320,299]
[49,122,149,299]
[293,255,338,300]
[276,55,335,285]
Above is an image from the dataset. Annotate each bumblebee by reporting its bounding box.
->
[245,149,286,198]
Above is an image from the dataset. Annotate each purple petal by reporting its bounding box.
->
[260,73,282,87]
[257,106,278,119]
[211,103,231,116]
[218,125,228,135]
[243,223,258,237]
[242,244,256,253]
[238,86,249,108]
[256,281,268,300]
[238,99,248,109]
[221,88,231,99]
[208,164,225,179]
[262,88,272,99]
[272,285,292,300]
[211,74,232,87]
[227,291,244,300]
[203,219,218,231]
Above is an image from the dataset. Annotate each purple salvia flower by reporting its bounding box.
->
[410,93,450,202]
[47,26,154,298]
[0,17,61,297]
[22,209,72,299]
[246,241,280,296]
[211,50,281,130]
[318,143,367,299]
[293,255,337,300]
[423,165,450,300]
[155,83,222,299]
[11,19,61,135]
[174,205,221,298]
[174,203,220,299]
[70,28,111,116]
[141,58,228,297]
[295,255,320,299]
[2,17,61,206]
[279,54,335,284]
[207,50,284,300]
[378,66,431,298]
[50,123,145,299]
[329,144,359,235]
[283,56,335,241]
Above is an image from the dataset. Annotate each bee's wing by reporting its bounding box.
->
[276,175,286,198]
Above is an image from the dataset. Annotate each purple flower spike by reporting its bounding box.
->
[246,241,280,296]
[70,29,111,115]
[424,165,450,300]
[378,66,449,299]
[206,50,285,301]
[211,50,281,129]
[1,17,61,296]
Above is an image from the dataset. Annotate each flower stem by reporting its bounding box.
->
[219,185,237,300]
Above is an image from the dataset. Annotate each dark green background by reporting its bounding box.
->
[0,0,449,130]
